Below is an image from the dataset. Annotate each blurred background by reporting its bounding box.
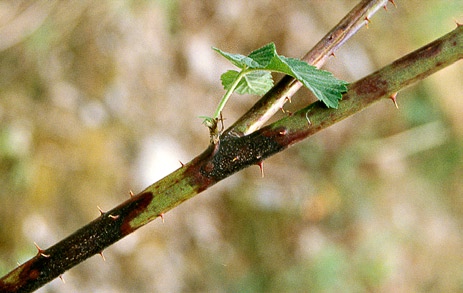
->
[0,0,462,292]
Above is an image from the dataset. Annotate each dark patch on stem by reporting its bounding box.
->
[0,191,157,292]
[390,37,443,71]
[119,191,154,236]
[198,127,288,182]
[183,143,218,193]
[353,74,388,97]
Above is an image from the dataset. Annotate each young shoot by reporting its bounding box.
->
[203,42,348,143]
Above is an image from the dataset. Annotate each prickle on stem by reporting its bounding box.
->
[108,214,120,220]
[99,251,106,261]
[389,92,399,109]
[280,106,293,116]
[364,16,371,28]
[257,161,264,178]
[98,205,119,219]
[34,242,50,258]
[305,110,312,126]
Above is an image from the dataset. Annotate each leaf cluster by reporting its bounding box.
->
[214,42,348,110]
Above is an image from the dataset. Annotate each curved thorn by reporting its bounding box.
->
[108,214,120,220]
[257,161,264,178]
[97,205,105,216]
[305,110,312,126]
[34,242,50,258]
[364,16,371,28]
[389,92,399,109]
[99,251,106,262]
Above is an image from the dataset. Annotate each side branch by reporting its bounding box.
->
[225,0,391,136]
[264,24,463,146]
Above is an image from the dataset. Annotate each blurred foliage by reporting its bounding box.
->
[1,0,463,292]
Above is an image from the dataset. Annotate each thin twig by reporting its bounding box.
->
[264,25,463,148]
[224,0,391,137]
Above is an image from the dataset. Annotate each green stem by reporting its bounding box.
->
[213,67,249,119]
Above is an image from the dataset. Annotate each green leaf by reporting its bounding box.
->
[221,70,273,95]
[273,56,348,108]
[212,47,259,68]
[213,42,348,109]
[247,43,277,68]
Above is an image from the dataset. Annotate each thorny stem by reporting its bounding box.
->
[224,0,391,137]
[266,25,463,146]
[2,7,463,293]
